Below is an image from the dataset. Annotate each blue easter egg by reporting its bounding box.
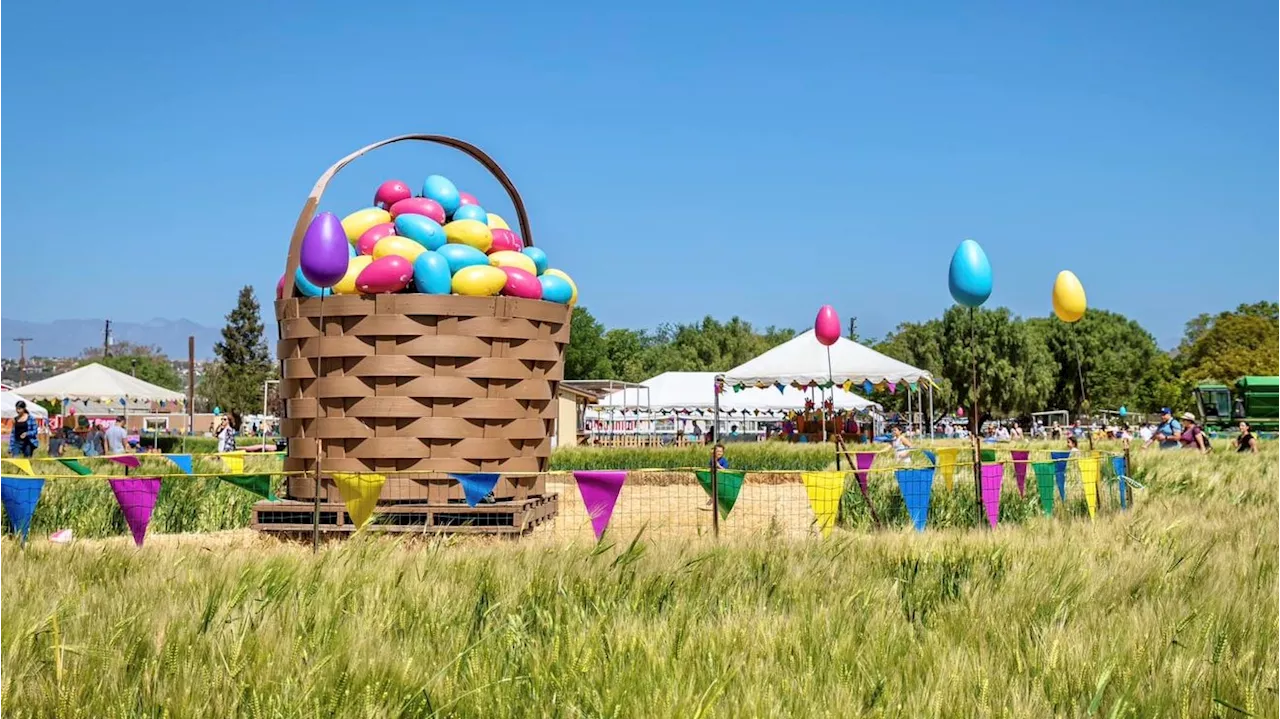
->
[421,175,461,217]
[412,251,452,294]
[395,214,447,250]
[294,267,331,297]
[538,274,573,304]
[451,204,488,225]
[521,247,548,276]
[436,243,490,274]
[947,239,992,307]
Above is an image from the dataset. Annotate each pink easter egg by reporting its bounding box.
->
[488,228,523,254]
[814,305,840,346]
[374,180,412,209]
[276,273,286,299]
[357,222,396,256]
[355,255,413,294]
[500,266,543,300]
[389,197,446,224]
[458,191,479,207]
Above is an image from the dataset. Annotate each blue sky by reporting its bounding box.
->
[3,0,1275,350]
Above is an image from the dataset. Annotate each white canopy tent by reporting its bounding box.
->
[593,371,879,414]
[1,389,50,420]
[15,363,185,411]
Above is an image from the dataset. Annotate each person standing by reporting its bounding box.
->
[216,415,237,453]
[701,443,729,511]
[104,416,130,455]
[9,400,39,458]
[1235,422,1258,453]
[1178,413,1210,454]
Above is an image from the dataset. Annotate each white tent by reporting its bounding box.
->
[723,330,932,388]
[593,371,879,415]
[14,363,185,407]
[1,389,49,420]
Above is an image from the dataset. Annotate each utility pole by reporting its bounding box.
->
[13,338,32,384]
[847,317,858,342]
[103,320,113,358]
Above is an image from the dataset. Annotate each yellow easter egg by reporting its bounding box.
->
[488,250,536,275]
[544,268,578,306]
[486,212,510,230]
[1052,270,1086,323]
[372,236,426,263]
[333,255,374,295]
[444,219,493,252]
[452,264,508,297]
[341,208,392,243]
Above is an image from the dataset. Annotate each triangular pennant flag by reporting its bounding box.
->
[1079,457,1100,519]
[980,463,1003,527]
[166,454,193,475]
[109,478,161,547]
[801,472,844,537]
[841,380,852,393]
[108,455,141,469]
[1032,462,1056,516]
[909,382,918,392]
[887,381,897,394]
[448,473,501,508]
[219,453,245,475]
[775,382,786,394]
[694,469,745,520]
[219,474,277,501]
[3,458,33,476]
[1050,451,1070,500]
[853,452,877,494]
[921,450,937,467]
[332,472,386,530]
[573,471,627,540]
[935,447,959,491]
[1112,456,1128,510]
[862,380,872,394]
[895,468,934,531]
[1011,450,1030,497]
[57,458,94,476]
[979,449,997,463]
[2,477,45,542]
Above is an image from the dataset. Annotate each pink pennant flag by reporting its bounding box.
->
[980,463,1003,528]
[573,471,627,541]
[854,452,877,493]
[1011,450,1030,496]
[109,478,161,546]
[888,382,897,394]
[109,455,141,469]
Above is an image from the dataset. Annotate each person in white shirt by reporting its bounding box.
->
[104,417,129,455]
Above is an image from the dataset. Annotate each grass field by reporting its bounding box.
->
[2,447,1277,717]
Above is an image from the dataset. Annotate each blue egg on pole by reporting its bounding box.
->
[521,247,548,276]
[294,267,331,297]
[421,175,461,217]
[451,204,487,225]
[947,239,993,307]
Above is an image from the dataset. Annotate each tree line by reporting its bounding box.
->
[567,301,1279,419]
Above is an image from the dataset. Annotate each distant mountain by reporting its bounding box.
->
[0,318,222,360]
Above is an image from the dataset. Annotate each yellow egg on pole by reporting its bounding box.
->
[543,268,577,306]
[1052,270,1087,323]
[333,255,374,295]
[341,208,392,244]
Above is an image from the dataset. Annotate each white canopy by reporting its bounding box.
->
[14,363,185,406]
[723,330,933,388]
[1,390,49,420]
[593,371,879,415]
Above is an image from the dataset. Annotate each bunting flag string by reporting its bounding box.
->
[1079,457,1100,519]
[853,452,877,494]
[572,471,627,541]
[694,470,745,520]
[1032,462,1056,516]
[3,458,33,476]
[1111,456,1128,510]
[935,447,960,491]
[108,478,161,547]
[218,475,277,501]
[332,472,386,530]
[895,468,934,532]
[219,453,246,475]
[57,458,94,476]
[1050,451,1070,500]
[800,472,843,537]
[166,454,194,475]
[449,473,501,508]
[2,477,45,543]
[980,463,1003,528]
[1010,450,1030,497]
[108,455,141,469]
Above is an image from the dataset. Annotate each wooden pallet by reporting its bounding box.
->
[250,493,559,536]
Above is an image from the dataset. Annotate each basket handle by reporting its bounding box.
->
[281,134,533,298]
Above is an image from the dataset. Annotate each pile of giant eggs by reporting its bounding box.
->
[282,174,577,305]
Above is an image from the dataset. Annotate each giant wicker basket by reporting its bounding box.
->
[276,134,571,502]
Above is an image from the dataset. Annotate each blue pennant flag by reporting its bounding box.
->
[1050,451,1070,500]
[2,477,45,542]
[449,473,501,507]
[921,450,937,467]
[1112,456,1128,510]
[895,468,935,532]
[166,454,193,475]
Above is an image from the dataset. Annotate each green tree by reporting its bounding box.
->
[565,306,613,380]
[200,286,272,417]
[1027,309,1165,415]
[1182,313,1280,383]
[874,319,953,411]
[77,342,182,391]
[938,307,1054,422]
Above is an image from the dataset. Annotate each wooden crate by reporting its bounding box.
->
[251,493,559,536]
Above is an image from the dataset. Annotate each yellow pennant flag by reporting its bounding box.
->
[935,447,960,491]
[219,452,246,475]
[3,458,34,475]
[801,471,844,538]
[1079,457,1099,519]
[332,472,387,530]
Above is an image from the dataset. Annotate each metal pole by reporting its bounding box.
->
[928,383,935,441]
[186,336,195,454]
[711,375,722,539]
[312,297,326,553]
[970,307,984,527]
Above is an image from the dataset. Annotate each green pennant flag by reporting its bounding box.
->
[1032,462,1055,516]
[979,449,997,463]
[57,458,95,476]
[694,470,745,520]
[218,474,277,501]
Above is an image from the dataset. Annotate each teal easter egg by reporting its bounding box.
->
[394,214,447,250]
[436,243,490,274]
[294,267,331,297]
[947,239,992,307]
[538,274,573,304]
[412,251,452,294]
[521,247,548,275]
[422,175,461,217]
[451,204,488,225]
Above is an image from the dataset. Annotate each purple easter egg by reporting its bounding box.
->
[355,255,413,294]
[389,197,446,224]
[299,212,350,288]
[500,266,543,299]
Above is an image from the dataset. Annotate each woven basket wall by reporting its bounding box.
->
[275,135,571,502]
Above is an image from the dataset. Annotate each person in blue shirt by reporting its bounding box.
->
[1146,408,1182,449]
[9,401,39,458]
[701,443,729,511]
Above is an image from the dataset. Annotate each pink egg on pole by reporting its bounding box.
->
[458,191,479,207]
[355,255,413,294]
[389,197,446,224]
[276,273,286,299]
[357,222,396,255]
[500,266,543,299]
[488,228,523,254]
[374,180,412,209]
[814,305,840,346]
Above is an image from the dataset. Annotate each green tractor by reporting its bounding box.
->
[1192,376,1279,432]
